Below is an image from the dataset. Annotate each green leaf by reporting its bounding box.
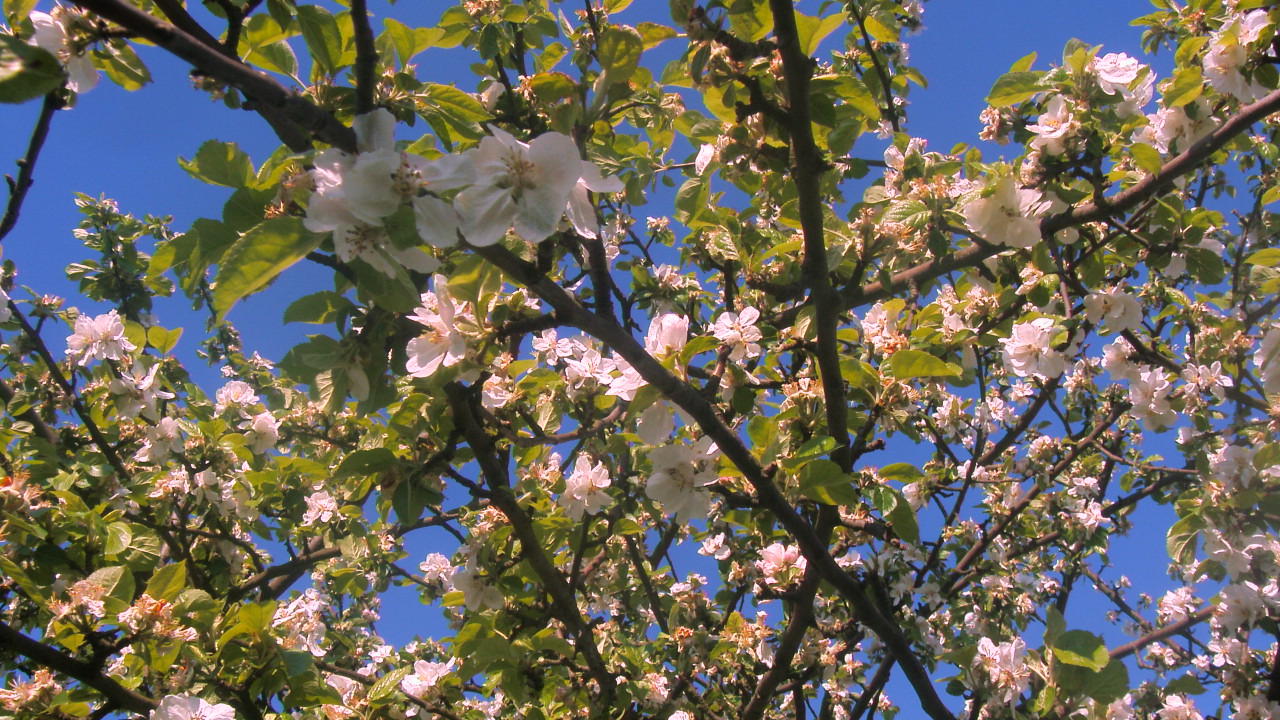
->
[798,459,860,505]
[284,291,356,325]
[866,484,918,543]
[144,561,187,602]
[1130,142,1163,174]
[1051,630,1108,671]
[3,0,37,27]
[246,40,298,77]
[145,326,182,354]
[104,522,131,556]
[726,0,772,42]
[1165,674,1205,696]
[381,17,443,66]
[96,42,151,90]
[985,71,1044,107]
[280,649,314,677]
[86,566,135,615]
[212,216,323,322]
[1164,67,1203,107]
[297,5,343,74]
[1262,185,1280,207]
[879,463,923,483]
[366,667,412,703]
[1009,51,1037,72]
[636,22,679,49]
[337,448,397,479]
[886,349,962,379]
[179,140,256,189]
[1056,658,1129,703]
[598,26,643,86]
[794,12,845,56]
[1166,514,1203,564]
[0,36,63,103]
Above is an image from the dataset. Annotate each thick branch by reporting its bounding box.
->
[0,620,156,714]
[767,0,850,469]
[349,0,378,115]
[70,0,354,152]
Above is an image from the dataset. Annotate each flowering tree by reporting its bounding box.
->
[1,0,1280,719]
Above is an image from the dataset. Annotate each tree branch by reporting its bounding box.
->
[0,93,61,243]
[70,0,353,152]
[0,620,156,714]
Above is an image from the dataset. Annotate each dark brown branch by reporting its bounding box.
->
[444,381,617,701]
[70,0,353,152]
[349,0,378,116]
[767,0,850,472]
[772,86,1280,330]
[0,620,156,714]
[1108,607,1214,660]
[0,93,61,243]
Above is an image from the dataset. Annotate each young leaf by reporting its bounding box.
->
[212,217,324,322]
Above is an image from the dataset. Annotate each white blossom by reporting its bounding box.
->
[962,176,1048,249]
[711,307,763,363]
[558,455,612,520]
[1001,318,1066,380]
[646,438,719,523]
[67,310,135,365]
[30,9,97,94]
[149,695,235,720]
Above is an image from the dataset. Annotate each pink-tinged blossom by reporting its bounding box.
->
[860,301,905,356]
[711,307,763,363]
[1204,11,1271,102]
[558,455,612,520]
[149,695,235,720]
[1254,328,1280,394]
[245,412,280,454]
[452,561,503,611]
[532,329,579,361]
[756,543,807,587]
[66,310,135,365]
[1182,362,1233,401]
[1210,444,1256,490]
[646,438,719,523]
[406,278,470,378]
[976,636,1030,705]
[1216,580,1280,630]
[1136,100,1216,155]
[637,403,675,445]
[1159,695,1203,720]
[645,313,689,357]
[563,347,616,391]
[962,176,1048,249]
[1232,696,1280,720]
[272,589,328,656]
[1157,587,1199,624]
[1027,95,1078,155]
[604,355,646,401]
[1092,52,1153,115]
[1083,287,1142,333]
[135,417,183,463]
[30,10,97,94]
[302,490,339,526]
[108,361,173,421]
[322,674,361,719]
[215,380,259,414]
[699,532,731,560]
[304,109,462,275]
[1128,366,1176,429]
[565,162,624,239]
[454,127,582,246]
[1001,318,1066,380]
[1102,337,1140,383]
[419,553,454,585]
[401,658,455,699]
